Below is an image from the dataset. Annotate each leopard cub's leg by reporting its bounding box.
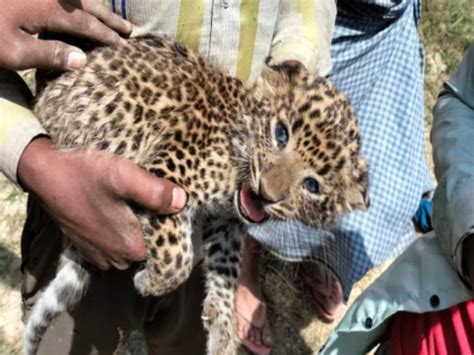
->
[134,212,194,297]
[202,221,244,355]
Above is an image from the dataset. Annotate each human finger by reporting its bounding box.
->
[73,241,111,270]
[47,6,127,46]
[8,32,86,71]
[76,0,133,36]
[109,259,132,270]
[108,158,188,214]
[120,227,147,262]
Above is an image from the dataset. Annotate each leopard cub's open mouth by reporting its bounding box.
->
[236,183,267,224]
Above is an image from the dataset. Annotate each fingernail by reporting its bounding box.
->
[120,37,128,46]
[67,51,87,69]
[124,20,133,33]
[171,187,187,210]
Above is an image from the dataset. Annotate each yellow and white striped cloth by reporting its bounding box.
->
[0,0,336,184]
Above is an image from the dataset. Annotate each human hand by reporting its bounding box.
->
[18,138,187,270]
[0,0,132,71]
[462,234,474,289]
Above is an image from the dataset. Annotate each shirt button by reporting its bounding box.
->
[364,317,373,329]
[222,0,230,8]
[430,295,440,308]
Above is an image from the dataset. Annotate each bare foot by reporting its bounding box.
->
[235,285,272,354]
[235,235,272,354]
[301,261,345,323]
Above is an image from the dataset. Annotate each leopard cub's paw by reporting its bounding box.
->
[133,268,153,296]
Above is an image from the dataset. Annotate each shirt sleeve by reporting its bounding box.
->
[0,68,47,186]
[269,0,336,76]
[431,43,474,283]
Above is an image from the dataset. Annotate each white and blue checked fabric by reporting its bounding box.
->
[249,0,433,298]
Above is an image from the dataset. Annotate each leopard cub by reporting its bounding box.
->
[24,36,369,355]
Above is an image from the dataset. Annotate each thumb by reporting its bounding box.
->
[109,158,187,214]
[15,32,87,70]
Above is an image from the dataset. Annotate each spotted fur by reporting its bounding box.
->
[24,36,369,355]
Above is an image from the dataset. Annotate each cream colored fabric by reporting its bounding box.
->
[0,69,47,185]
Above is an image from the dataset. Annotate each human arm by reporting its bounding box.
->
[0,0,133,182]
[1,78,187,270]
[431,43,474,288]
[269,0,336,76]
[0,1,186,270]
[17,137,187,270]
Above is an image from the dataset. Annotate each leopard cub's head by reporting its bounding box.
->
[235,62,369,229]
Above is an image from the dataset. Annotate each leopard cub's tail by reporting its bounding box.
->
[23,247,90,355]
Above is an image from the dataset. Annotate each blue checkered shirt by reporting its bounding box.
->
[249,0,433,298]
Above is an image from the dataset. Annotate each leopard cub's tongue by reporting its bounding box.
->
[239,184,266,223]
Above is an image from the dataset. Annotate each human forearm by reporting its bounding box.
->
[432,87,474,284]
[270,0,336,76]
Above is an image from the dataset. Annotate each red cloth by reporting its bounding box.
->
[391,300,474,355]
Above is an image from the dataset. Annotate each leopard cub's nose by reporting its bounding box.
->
[258,178,287,203]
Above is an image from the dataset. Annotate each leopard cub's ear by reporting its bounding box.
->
[256,58,308,97]
[343,186,370,213]
[342,165,370,213]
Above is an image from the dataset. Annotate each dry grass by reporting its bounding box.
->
[253,256,392,354]
[421,0,472,125]
[0,176,25,354]
[0,2,471,353]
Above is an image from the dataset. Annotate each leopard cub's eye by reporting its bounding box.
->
[275,121,289,148]
[304,177,320,194]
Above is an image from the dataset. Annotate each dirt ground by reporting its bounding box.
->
[0,1,470,353]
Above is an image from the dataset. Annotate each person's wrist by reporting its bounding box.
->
[17,136,57,192]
